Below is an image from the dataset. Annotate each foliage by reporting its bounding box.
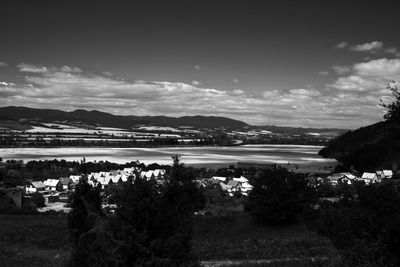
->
[68,156,204,266]
[245,168,317,226]
[67,178,103,265]
[381,81,400,122]
[312,180,400,266]
[31,192,45,208]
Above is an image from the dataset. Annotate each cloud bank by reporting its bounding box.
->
[0,58,397,128]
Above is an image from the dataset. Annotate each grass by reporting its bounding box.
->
[193,212,339,266]
[0,214,70,267]
[0,212,339,266]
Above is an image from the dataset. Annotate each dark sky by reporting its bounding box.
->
[1,1,400,128]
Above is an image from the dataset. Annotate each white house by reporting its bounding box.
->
[360,172,378,184]
[233,176,249,183]
[44,179,60,192]
[26,181,46,195]
[69,175,82,184]
[212,176,227,182]
[327,173,357,185]
[382,170,393,179]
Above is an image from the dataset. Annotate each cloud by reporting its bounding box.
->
[0,81,16,87]
[0,62,389,128]
[330,58,400,92]
[318,71,329,76]
[0,61,8,67]
[60,65,82,73]
[332,65,351,75]
[343,41,400,57]
[233,78,239,83]
[335,42,348,49]
[191,80,200,86]
[194,65,201,70]
[17,63,49,73]
[350,41,383,52]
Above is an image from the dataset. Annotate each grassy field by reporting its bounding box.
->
[0,214,70,267]
[0,213,339,266]
[193,213,339,266]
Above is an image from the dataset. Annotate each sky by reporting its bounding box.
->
[1,1,400,129]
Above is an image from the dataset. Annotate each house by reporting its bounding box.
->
[219,182,232,191]
[97,176,112,189]
[44,179,60,192]
[382,170,393,179]
[69,175,82,184]
[59,177,75,191]
[240,182,253,193]
[227,180,240,192]
[0,187,23,208]
[360,172,378,184]
[233,176,249,183]
[25,181,46,195]
[327,173,357,185]
[212,176,227,182]
[110,175,122,184]
[141,171,154,180]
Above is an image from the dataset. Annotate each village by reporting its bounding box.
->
[1,159,396,215]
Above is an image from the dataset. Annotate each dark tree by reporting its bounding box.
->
[31,192,45,208]
[68,157,203,266]
[380,81,400,121]
[245,168,316,225]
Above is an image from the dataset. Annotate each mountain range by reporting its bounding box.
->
[0,106,248,129]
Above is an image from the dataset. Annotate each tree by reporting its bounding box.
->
[68,157,203,266]
[31,192,45,208]
[380,81,400,121]
[245,168,316,225]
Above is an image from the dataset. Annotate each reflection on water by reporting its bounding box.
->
[1,145,335,166]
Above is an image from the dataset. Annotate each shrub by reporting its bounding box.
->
[31,192,45,208]
[245,168,316,226]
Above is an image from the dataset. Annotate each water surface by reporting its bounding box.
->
[1,145,335,167]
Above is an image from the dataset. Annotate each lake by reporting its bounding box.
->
[1,145,336,168]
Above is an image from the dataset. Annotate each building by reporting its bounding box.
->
[360,172,378,184]
[59,177,75,191]
[44,179,61,192]
[25,181,46,195]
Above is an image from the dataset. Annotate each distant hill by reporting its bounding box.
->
[0,106,248,129]
[253,125,347,136]
[319,120,400,171]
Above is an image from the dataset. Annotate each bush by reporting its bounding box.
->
[31,192,45,208]
[245,168,316,226]
[68,157,204,266]
[312,180,400,266]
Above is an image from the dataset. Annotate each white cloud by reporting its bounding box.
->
[335,42,348,49]
[191,80,200,86]
[0,62,390,128]
[233,78,239,83]
[194,65,201,70]
[351,41,383,52]
[17,63,49,73]
[318,71,329,76]
[344,41,400,57]
[332,65,351,75]
[0,61,8,67]
[330,58,400,92]
[60,65,82,73]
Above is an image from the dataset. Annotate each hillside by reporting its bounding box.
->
[319,120,400,171]
[0,106,248,129]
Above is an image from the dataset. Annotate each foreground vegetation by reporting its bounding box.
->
[0,214,69,267]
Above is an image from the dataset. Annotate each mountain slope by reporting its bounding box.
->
[0,106,248,129]
[319,120,400,171]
